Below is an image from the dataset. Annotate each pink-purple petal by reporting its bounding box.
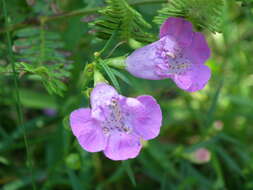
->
[103,133,142,161]
[70,108,92,137]
[184,32,211,64]
[133,96,162,140]
[173,74,192,90]
[120,97,145,116]
[118,95,162,141]
[159,17,194,47]
[77,120,107,152]
[91,83,118,109]
[70,108,107,152]
[173,64,211,92]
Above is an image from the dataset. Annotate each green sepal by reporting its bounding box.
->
[79,63,94,91]
[83,88,93,99]
[105,56,126,70]
[94,69,108,86]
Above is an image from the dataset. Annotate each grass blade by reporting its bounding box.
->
[122,160,136,187]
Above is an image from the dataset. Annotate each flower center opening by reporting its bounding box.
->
[155,37,192,76]
[166,52,191,75]
[102,98,130,135]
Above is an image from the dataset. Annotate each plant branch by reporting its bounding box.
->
[0,0,167,34]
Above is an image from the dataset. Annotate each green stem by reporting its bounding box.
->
[0,0,167,34]
[43,0,167,23]
[2,0,36,189]
[92,154,104,182]
[38,18,46,65]
[43,7,99,23]
[106,41,126,58]
[99,29,119,57]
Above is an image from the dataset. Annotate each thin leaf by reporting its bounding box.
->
[216,146,243,176]
[67,169,84,190]
[100,61,121,93]
[122,160,136,187]
[111,68,132,86]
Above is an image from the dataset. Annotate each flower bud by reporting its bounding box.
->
[26,0,35,6]
[213,120,223,131]
[185,148,211,164]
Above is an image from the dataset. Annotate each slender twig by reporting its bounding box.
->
[42,7,99,23]
[0,0,167,34]
[99,29,119,57]
[106,41,126,58]
[2,0,36,189]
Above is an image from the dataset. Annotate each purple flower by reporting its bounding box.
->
[69,83,162,161]
[126,17,211,92]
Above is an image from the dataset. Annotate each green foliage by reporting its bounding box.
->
[93,0,154,42]
[1,0,253,190]
[154,0,225,33]
[237,0,253,5]
[13,27,72,96]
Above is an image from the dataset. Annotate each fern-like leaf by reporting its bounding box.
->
[13,27,72,96]
[93,0,154,42]
[154,0,225,33]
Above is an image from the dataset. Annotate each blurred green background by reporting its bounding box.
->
[1,0,253,189]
